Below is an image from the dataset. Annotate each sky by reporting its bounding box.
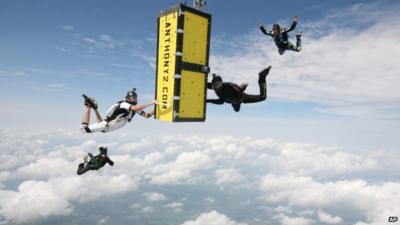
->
[0,0,400,225]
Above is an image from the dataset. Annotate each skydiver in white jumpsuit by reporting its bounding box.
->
[80,89,157,133]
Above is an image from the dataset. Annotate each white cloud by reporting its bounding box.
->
[0,127,398,224]
[353,222,369,225]
[34,83,66,92]
[317,210,343,224]
[148,151,214,185]
[0,69,29,77]
[143,192,167,202]
[62,25,74,31]
[16,157,74,179]
[181,211,247,225]
[204,197,215,203]
[165,202,184,212]
[0,181,72,224]
[0,175,137,223]
[74,70,107,76]
[259,174,400,225]
[215,168,245,188]
[75,34,125,52]
[97,216,109,225]
[99,34,125,49]
[209,1,400,119]
[0,172,10,188]
[280,214,314,225]
[164,202,183,208]
[111,63,137,69]
[141,206,154,213]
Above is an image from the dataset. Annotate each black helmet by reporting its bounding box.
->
[126,88,137,101]
[99,146,108,155]
[211,73,222,83]
[211,74,223,90]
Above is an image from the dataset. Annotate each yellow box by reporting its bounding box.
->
[155,4,211,122]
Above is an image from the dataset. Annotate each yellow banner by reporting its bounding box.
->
[156,12,178,122]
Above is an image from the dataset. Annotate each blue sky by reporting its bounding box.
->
[1,0,399,150]
[0,1,400,224]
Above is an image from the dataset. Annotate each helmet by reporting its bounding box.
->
[211,74,223,89]
[211,73,222,83]
[126,88,137,101]
[99,146,108,155]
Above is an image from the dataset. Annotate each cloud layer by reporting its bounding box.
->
[0,128,399,224]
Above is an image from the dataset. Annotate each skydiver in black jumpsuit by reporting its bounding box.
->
[206,66,271,112]
[259,16,302,55]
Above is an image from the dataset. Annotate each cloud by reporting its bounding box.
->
[317,210,343,224]
[0,69,29,77]
[259,174,400,225]
[141,206,154,213]
[111,63,138,69]
[0,127,398,224]
[0,172,10,188]
[210,1,400,119]
[15,157,74,179]
[204,197,215,203]
[181,211,247,225]
[70,33,129,56]
[0,180,72,224]
[96,216,109,225]
[215,168,245,189]
[164,202,184,212]
[0,174,137,223]
[148,151,214,185]
[62,25,74,31]
[74,70,107,76]
[72,34,126,53]
[143,192,167,202]
[280,214,315,225]
[34,83,66,92]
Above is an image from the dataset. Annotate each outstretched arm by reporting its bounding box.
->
[138,109,155,118]
[207,82,213,89]
[283,16,298,34]
[259,25,273,36]
[106,157,114,166]
[130,100,158,112]
[207,98,224,105]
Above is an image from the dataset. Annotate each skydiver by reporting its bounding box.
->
[259,16,302,55]
[77,146,114,175]
[206,66,271,112]
[81,88,157,133]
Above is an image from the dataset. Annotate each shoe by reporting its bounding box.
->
[259,66,272,77]
[240,83,248,92]
[83,94,98,109]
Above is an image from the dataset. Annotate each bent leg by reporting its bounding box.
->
[242,70,268,104]
[81,121,108,133]
[296,36,302,49]
[81,106,91,126]
[77,163,90,175]
[287,42,301,52]
[93,109,103,123]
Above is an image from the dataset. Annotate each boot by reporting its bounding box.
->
[82,94,98,110]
